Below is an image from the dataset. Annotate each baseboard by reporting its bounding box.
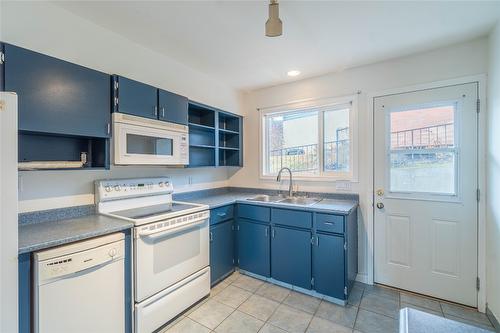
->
[355,273,369,284]
[486,305,500,332]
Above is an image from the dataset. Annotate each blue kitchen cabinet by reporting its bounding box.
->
[236,219,270,277]
[313,233,346,299]
[112,75,158,120]
[4,43,111,138]
[271,226,312,289]
[158,89,188,125]
[210,219,235,285]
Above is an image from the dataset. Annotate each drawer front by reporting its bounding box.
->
[210,205,234,225]
[316,214,344,234]
[237,204,271,223]
[272,208,312,229]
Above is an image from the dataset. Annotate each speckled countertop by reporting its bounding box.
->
[19,187,357,254]
[175,187,358,215]
[18,214,133,254]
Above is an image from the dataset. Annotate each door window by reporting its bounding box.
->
[388,104,457,195]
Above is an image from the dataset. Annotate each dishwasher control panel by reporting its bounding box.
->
[36,240,124,282]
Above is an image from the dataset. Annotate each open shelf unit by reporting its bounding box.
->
[188,102,242,167]
[18,131,109,170]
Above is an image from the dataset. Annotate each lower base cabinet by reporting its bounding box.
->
[209,219,234,284]
[236,219,270,277]
[313,233,345,299]
[271,226,312,289]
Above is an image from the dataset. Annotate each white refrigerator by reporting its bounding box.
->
[0,92,18,333]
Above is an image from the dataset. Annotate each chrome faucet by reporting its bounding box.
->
[276,167,294,197]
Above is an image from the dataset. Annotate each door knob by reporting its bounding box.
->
[376,202,384,209]
[376,189,384,196]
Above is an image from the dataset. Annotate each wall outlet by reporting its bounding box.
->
[335,181,351,191]
[18,175,23,192]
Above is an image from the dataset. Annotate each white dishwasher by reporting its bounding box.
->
[34,233,125,333]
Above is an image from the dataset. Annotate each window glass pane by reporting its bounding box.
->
[389,104,456,195]
[267,111,319,174]
[127,134,173,156]
[324,108,350,172]
[390,105,454,150]
[390,152,455,194]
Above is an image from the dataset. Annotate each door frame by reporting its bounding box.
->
[366,74,487,312]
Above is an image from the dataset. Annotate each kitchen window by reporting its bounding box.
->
[260,96,357,180]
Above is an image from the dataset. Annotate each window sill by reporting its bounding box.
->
[259,174,358,183]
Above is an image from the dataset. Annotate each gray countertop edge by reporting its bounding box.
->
[18,217,133,254]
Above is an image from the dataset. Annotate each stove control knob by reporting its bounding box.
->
[114,185,121,191]
[108,248,117,257]
[104,186,111,192]
[159,182,164,187]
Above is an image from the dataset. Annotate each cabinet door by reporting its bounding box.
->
[210,220,234,285]
[115,76,158,120]
[313,234,345,299]
[4,44,110,138]
[237,219,270,277]
[272,226,311,289]
[158,89,188,125]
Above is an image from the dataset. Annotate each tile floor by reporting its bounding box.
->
[158,271,496,333]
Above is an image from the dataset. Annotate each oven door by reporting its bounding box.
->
[134,217,209,302]
[114,119,188,165]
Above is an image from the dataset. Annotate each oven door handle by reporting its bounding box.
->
[138,217,207,239]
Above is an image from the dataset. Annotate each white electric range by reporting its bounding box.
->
[95,177,210,333]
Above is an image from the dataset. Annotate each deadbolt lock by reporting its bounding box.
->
[376,202,385,209]
[376,189,384,196]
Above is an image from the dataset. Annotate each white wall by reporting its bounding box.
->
[486,22,500,322]
[230,37,489,281]
[0,1,242,212]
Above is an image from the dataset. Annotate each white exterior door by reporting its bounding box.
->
[373,83,478,307]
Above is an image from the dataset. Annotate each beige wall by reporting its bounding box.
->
[0,1,242,212]
[486,21,500,321]
[230,37,489,282]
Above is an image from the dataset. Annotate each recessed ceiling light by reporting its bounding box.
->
[287,70,301,77]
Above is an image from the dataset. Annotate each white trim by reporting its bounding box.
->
[355,273,369,284]
[367,74,487,312]
[259,94,359,181]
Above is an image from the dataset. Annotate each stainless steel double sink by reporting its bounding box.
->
[246,194,322,206]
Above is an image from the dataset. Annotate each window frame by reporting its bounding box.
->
[259,95,358,181]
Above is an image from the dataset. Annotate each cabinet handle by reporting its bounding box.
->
[217,212,227,217]
[161,107,165,118]
[265,227,268,237]
[209,232,213,242]
[154,106,158,117]
[271,228,275,238]
[324,222,334,226]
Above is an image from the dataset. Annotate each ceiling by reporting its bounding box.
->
[54,1,500,91]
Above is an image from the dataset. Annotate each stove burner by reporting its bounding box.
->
[111,202,201,220]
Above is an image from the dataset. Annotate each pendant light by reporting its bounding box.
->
[266,0,282,37]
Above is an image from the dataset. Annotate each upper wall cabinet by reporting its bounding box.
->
[112,75,189,125]
[3,44,111,138]
[158,89,188,125]
[112,76,157,120]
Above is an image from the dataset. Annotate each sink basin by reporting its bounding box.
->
[247,194,286,202]
[279,197,322,206]
[247,194,322,206]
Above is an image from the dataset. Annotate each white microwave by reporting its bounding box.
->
[113,113,189,166]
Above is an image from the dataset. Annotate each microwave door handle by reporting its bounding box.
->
[139,218,206,239]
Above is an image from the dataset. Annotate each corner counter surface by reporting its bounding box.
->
[19,187,358,254]
[175,188,358,215]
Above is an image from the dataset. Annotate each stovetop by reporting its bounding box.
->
[110,202,203,220]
